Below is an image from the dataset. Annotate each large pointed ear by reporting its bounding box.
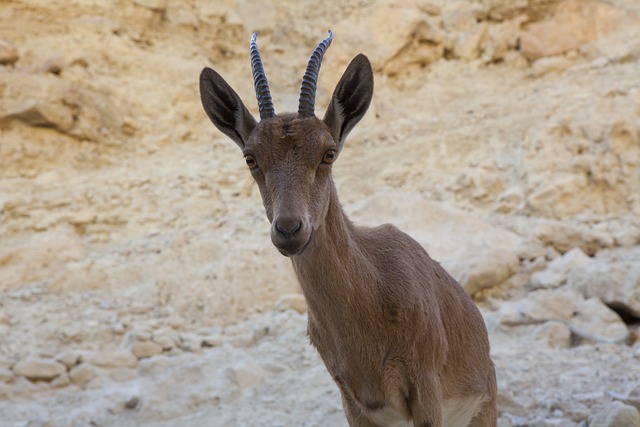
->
[200,67,257,149]
[323,54,373,147]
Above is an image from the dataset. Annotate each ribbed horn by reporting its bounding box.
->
[250,33,276,120]
[298,30,333,117]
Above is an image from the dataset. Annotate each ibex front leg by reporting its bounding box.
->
[409,372,443,427]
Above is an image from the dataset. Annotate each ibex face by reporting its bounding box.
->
[242,115,337,256]
[200,31,373,256]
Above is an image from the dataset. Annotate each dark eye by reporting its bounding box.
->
[245,154,258,170]
[322,150,336,164]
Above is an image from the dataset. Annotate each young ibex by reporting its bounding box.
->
[200,31,497,427]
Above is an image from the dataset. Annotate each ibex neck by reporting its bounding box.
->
[291,184,377,307]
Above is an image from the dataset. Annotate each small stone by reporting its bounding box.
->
[51,371,71,388]
[0,39,19,65]
[151,333,175,350]
[533,321,572,349]
[531,56,572,77]
[274,294,307,314]
[41,57,64,74]
[131,341,163,359]
[202,334,223,348]
[224,361,267,390]
[0,367,15,383]
[590,401,640,427]
[125,395,140,409]
[178,333,203,352]
[55,352,81,370]
[625,384,640,412]
[108,368,137,382]
[13,358,66,382]
[69,363,100,389]
[87,351,137,369]
[570,297,629,344]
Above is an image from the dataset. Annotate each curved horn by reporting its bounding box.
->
[250,33,276,120]
[298,30,333,117]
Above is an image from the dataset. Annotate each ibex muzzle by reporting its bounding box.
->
[199,31,497,427]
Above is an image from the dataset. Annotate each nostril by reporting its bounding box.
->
[275,219,302,238]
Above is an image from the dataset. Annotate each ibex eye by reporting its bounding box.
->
[322,150,336,164]
[245,155,258,170]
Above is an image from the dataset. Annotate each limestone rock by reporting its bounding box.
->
[590,401,640,427]
[498,289,578,325]
[531,56,572,77]
[131,341,163,359]
[225,361,267,391]
[0,39,19,65]
[530,247,590,289]
[274,294,307,314]
[520,1,629,60]
[569,298,629,344]
[69,363,100,389]
[85,351,137,369]
[13,358,66,381]
[0,367,15,383]
[532,321,572,349]
[567,247,640,318]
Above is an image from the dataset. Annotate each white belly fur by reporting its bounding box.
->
[442,394,488,427]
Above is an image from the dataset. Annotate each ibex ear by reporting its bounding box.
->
[323,54,373,147]
[200,67,257,149]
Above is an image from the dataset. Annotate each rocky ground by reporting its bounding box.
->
[1,0,640,426]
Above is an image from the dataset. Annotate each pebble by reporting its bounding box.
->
[0,367,15,383]
[590,401,640,427]
[13,358,66,382]
[131,341,163,359]
[69,363,100,389]
[0,39,19,65]
[86,351,137,369]
[274,294,307,314]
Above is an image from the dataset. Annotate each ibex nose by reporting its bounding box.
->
[274,217,302,239]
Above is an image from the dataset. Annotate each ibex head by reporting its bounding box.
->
[200,31,374,256]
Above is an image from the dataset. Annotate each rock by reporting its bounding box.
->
[531,56,572,77]
[530,247,590,289]
[0,225,87,291]
[328,4,444,80]
[224,361,267,391]
[498,289,578,325]
[569,298,629,344]
[532,321,572,349]
[454,248,520,295]
[132,0,167,11]
[625,384,640,412]
[119,329,153,351]
[55,352,81,370]
[178,333,203,352]
[152,333,176,350]
[520,1,628,61]
[0,367,15,383]
[568,247,640,318]
[85,351,138,369]
[13,358,66,381]
[590,401,640,427]
[69,363,100,389]
[202,334,223,348]
[274,294,307,314]
[131,341,163,359]
[0,39,19,65]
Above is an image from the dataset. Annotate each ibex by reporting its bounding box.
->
[199,31,497,427]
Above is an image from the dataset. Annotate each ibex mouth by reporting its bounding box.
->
[274,228,314,257]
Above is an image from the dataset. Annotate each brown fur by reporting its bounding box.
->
[200,50,497,427]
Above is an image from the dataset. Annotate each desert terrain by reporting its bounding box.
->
[1,0,640,426]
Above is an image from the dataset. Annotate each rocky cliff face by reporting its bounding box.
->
[1,0,640,426]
